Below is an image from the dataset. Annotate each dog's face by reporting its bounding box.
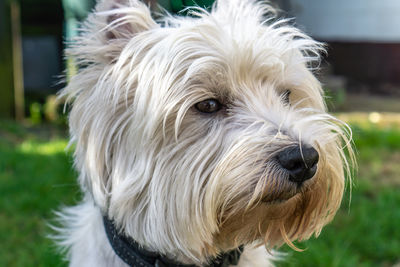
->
[63,0,353,263]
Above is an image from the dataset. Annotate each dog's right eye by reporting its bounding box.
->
[195,99,222,113]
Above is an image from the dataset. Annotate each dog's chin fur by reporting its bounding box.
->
[54,0,354,266]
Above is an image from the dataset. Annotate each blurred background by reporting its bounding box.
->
[0,0,399,266]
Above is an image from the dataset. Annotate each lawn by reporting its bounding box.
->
[0,116,399,267]
[0,121,78,267]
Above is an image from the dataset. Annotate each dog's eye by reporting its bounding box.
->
[195,99,222,113]
[281,90,291,105]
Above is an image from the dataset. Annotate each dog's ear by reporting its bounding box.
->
[64,1,159,208]
[69,0,158,63]
[100,0,157,41]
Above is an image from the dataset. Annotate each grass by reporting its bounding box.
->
[0,120,79,267]
[0,118,399,266]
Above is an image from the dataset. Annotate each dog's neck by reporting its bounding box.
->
[103,216,243,267]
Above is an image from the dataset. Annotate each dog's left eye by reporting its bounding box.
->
[281,90,291,105]
[195,99,222,113]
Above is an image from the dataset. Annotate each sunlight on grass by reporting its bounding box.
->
[18,140,70,155]
[336,112,400,129]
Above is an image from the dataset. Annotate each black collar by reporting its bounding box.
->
[103,216,243,267]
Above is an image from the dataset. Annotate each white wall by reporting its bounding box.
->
[289,0,400,42]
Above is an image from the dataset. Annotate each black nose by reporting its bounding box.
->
[277,145,319,185]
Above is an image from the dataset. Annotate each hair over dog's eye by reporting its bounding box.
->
[282,90,291,104]
[195,99,222,113]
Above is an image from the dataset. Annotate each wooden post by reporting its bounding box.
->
[10,0,24,121]
[0,0,14,118]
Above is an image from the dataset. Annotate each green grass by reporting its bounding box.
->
[0,121,79,267]
[0,119,399,266]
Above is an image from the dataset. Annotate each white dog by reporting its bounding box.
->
[55,0,353,266]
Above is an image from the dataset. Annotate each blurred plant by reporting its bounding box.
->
[324,86,346,112]
[29,102,42,125]
[66,57,77,82]
[44,95,59,122]
[26,95,67,126]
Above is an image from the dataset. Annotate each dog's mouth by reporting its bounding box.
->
[260,179,313,205]
[261,192,300,204]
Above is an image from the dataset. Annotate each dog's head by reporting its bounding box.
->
[63,0,354,263]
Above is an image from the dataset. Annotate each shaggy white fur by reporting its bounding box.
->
[54,0,354,266]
